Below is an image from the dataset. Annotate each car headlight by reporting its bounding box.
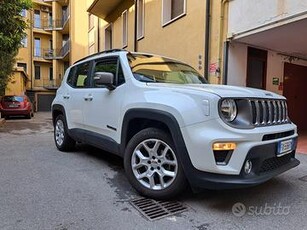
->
[220,99,237,122]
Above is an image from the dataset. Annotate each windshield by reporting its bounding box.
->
[3,96,24,102]
[128,54,207,84]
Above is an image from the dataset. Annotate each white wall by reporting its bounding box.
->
[227,42,247,86]
[228,0,307,35]
[227,42,307,95]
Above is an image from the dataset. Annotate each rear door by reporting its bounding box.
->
[63,61,93,131]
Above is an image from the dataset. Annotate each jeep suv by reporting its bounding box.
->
[52,49,300,199]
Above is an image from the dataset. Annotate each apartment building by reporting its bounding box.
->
[15,0,89,111]
[87,0,228,84]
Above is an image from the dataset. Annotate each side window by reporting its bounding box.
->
[67,62,91,88]
[67,67,76,86]
[93,58,125,87]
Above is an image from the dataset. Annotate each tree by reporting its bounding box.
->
[0,0,32,95]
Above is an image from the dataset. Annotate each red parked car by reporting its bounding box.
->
[0,95,34,119]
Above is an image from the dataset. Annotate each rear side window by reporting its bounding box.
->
[93,58,125,87]
[67,62,91,88]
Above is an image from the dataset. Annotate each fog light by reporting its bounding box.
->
[212,142,236,151]
[244,160,253,174]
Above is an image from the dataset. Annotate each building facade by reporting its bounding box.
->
[15,0,90,111]
[87,0,229,84]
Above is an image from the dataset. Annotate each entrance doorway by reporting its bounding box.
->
[283,63,307,132]
[246,47,267,89]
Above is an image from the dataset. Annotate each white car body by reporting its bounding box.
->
[52,50,299,193]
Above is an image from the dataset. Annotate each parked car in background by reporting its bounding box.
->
[0,95,34,119]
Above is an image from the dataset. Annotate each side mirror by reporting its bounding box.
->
[93,72,115,90]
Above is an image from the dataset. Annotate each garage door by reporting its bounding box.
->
[37,94,55,111]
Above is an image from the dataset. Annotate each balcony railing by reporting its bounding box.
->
[33,19,53,30]
[43,79,62,89]
[43,15,69,31]
[43,40,70,60]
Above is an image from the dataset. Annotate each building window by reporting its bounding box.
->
[162,0,186,26]
[21,37,27,47]
[20,9,27,17]
[122,10,128,48]
[89,14,95,30]
[17,63,27,73]
[105,24,112,50]
[49,67,53,80]
[34,10,41,28]
[137,0,145,40]
[35,66,41,80]
[34,37,41,57]
[89,44,95,55]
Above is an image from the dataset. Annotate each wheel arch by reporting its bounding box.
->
[121,108,196,185]
[52,104,67,125]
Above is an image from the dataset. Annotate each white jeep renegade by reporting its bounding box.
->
[52,49,300,199]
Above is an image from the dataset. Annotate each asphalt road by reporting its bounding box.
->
[0,113,306,230]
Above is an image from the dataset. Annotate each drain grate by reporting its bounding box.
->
[130,198,188,221]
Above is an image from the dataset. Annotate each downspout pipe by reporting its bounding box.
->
[204,0,211,81]
[222,41,229,85]
[134,0,138,52]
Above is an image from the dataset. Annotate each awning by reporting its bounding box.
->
[88,0,134,21]
[230,16,307,60]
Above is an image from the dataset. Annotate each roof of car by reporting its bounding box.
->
[73,49,185,67]
[74,49,128,64]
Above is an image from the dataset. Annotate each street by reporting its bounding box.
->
[0,113,306,230]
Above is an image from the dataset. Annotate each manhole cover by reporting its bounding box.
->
[130,198,188,221]
[299,175,307,182]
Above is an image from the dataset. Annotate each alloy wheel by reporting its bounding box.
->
[131,139,178,190]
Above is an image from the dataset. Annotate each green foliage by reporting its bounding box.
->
[0,0,32,95]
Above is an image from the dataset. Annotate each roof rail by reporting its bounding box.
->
[74,49,128,64]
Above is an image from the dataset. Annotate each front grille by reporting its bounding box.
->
[250,99,289,127]
[258,153,292,173]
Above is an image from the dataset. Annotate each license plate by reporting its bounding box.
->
[9,104,18,108]
[277,139,293,157]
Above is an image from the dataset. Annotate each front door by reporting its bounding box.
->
[283,63,307,132]
[83,57,126,144]
[246,47,267,89]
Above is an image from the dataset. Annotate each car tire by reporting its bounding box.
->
[26,113,31,119]
[124,128,187,200]
[54,114,75,151]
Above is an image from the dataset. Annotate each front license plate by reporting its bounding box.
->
[277,139,293,157]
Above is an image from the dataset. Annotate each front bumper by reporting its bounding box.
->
[185,141,300,190]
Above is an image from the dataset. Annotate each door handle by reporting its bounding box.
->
[84,95,93,101]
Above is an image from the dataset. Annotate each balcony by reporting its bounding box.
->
[33,19,52,35]
[43,0,69,5]
[33,48,52,63]
[43,12,70,32]
[43,79,62,90]
[43,40,70,60]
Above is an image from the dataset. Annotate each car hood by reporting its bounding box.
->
[146,83,285,99]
